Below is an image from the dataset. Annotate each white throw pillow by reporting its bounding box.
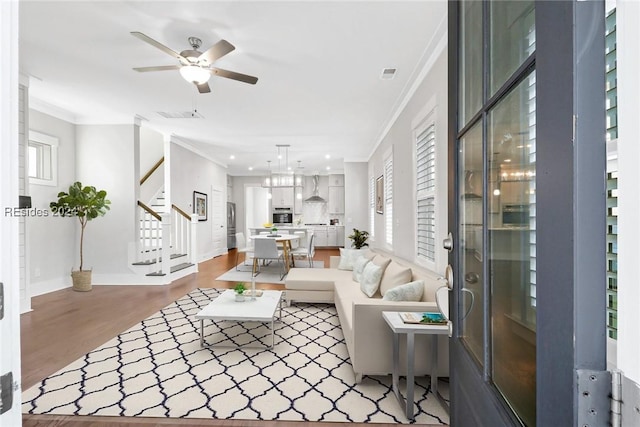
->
[382,280,425,302]
[352,257,370,283]
[338,248,364,270]
[379,262,413,296]
[360,262,384,297]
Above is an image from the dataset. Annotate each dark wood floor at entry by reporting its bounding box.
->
[21,248,447,427]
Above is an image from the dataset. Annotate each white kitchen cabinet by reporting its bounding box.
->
[336,226,345,247]
[294,187,303,214]
[271,187,294,207]
[329,174,345,186]
[500,181,529,205]
[313,226,328,247]
[327,226,337,246]
[328,186,345,214]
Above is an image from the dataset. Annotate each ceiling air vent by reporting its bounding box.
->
[157,110,204,119]
[380,68,397,80]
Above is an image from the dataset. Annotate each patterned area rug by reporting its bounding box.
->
[215,260,324,284]
[22,288,449,424]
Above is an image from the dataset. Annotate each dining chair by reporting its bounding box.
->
[291,232,315,267]
[252,238,286,279]
[293,230,307,249]
[235,232,253,270]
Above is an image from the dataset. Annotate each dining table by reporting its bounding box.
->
[249,234,301,273]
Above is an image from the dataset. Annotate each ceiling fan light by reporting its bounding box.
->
[180,65,211,84]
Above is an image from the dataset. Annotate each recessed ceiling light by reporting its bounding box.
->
[248,166,253,171]
[326,166,331,170]
[325,154,331,159]
[230,155,235,160]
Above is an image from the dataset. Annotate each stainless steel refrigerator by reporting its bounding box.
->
[227,202,236,249]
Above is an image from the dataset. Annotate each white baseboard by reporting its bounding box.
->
[30,276,72,298]
[92,273,171,285]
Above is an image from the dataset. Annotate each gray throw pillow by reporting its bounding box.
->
[338,248,364,270]
[382,280,425,302]
[360,262,384,297]
[352,256,370,283]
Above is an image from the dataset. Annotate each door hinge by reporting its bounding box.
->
[577,369,612,427]
[0,372,14,415]
[611,370,640,427]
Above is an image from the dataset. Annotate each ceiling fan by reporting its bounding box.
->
[130,31,258,94]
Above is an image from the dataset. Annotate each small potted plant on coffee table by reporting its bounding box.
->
[234,282,246,302]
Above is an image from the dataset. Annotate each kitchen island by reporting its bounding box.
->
[248,225,344,247]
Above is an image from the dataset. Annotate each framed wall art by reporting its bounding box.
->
[193,191,207,221]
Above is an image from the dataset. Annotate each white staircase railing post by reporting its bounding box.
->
[161,212,172,275]
[190,213,199,271]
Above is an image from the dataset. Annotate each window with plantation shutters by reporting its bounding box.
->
[416,123,436,264]
[384,153,393,247]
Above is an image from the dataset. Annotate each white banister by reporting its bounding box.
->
[161,212,171,275]
[135,202,196,276]
[190,213,199,268]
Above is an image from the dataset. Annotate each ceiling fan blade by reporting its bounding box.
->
[198,39,235,64]
[211,67,258,85]
[196,82,211,93]
[133,65,181,72]
[130,31,186,61]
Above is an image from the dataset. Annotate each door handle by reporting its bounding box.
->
[443,232,453,252]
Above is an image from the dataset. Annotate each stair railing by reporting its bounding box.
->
[171,204,198,266]
[140,156,164,185]
[137,201,162,267]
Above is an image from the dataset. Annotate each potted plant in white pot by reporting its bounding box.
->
[50,181,111,292]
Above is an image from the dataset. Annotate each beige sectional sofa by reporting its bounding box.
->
[285,250,449,383]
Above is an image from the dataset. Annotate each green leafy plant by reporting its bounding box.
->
[348,228,369,249]
[234,282,246,294]
[271,227,278,233]
[50,181,111,271]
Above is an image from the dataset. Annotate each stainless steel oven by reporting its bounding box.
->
[502,204,530,227]
[272,207,293,225]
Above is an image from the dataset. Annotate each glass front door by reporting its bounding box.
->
[448,2,607,426]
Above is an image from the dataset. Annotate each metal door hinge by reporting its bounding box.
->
[611,370,640,427]
[0,372,14,415]
[577,369,611,427]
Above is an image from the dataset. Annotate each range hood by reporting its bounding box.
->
[304,175,326,203]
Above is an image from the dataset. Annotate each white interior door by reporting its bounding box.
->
[211,187,226,257]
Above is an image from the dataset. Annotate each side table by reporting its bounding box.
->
[382,311,450,421]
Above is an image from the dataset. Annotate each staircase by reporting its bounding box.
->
[131,187,197,280]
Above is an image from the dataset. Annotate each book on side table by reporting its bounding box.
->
[399,312,447,325]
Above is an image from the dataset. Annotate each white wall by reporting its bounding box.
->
[344,162,369,247]
[76,124,138,281]
[139,126,164,204]
[231,176,266,237]
[169,142,227,261]
[367,42,447,274]
[27,108,77,296]
[245,186,270,236]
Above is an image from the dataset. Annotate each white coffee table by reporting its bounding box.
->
[195,289,284,349]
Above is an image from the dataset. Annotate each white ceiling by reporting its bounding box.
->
[19,1,447,176]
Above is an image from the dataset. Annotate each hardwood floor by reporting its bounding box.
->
[21,249,445,427]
